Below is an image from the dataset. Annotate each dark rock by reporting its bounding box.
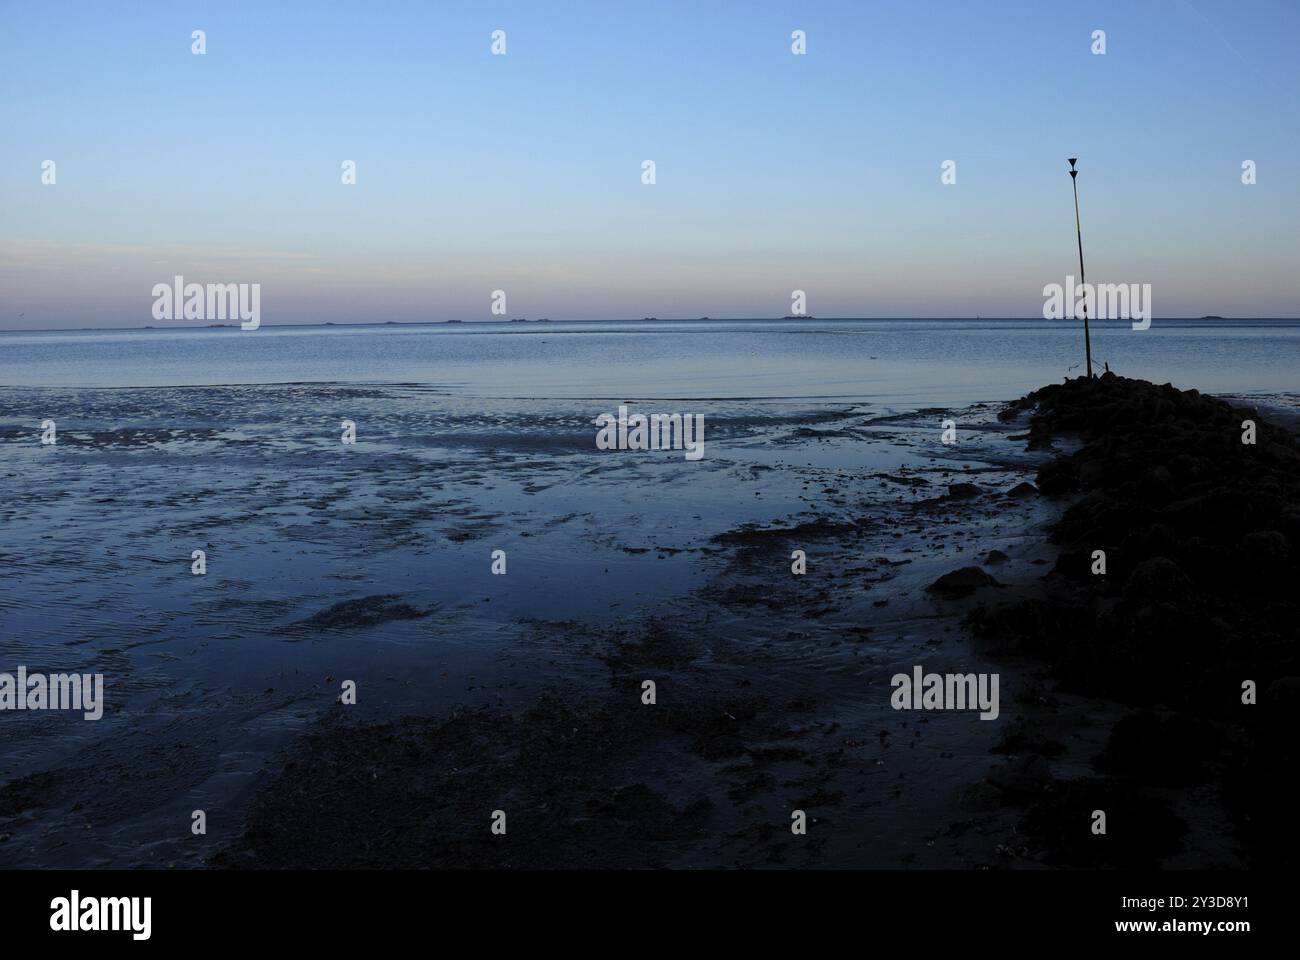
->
[926,566,999,599]
[1122,557,1193,605]
[287,594,429,632]
[1240,529,1290,561]
[1036,458,1077,494]
[1078,460,1107,489]
[1265,676,1300,707]
[987,374,1300,865]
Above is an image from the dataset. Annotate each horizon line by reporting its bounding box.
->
[5,315,1294,335]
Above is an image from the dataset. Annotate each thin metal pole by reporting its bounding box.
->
[1068,158,1094,379]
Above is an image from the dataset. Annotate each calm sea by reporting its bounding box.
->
[1,318,1296,405]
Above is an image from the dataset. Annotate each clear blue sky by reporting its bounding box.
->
[2,0,1297,327]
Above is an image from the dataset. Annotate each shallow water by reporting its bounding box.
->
[2,318,1296,405]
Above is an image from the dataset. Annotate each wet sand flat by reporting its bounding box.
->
[0,384,1053,867]
[0,380,1278,868]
